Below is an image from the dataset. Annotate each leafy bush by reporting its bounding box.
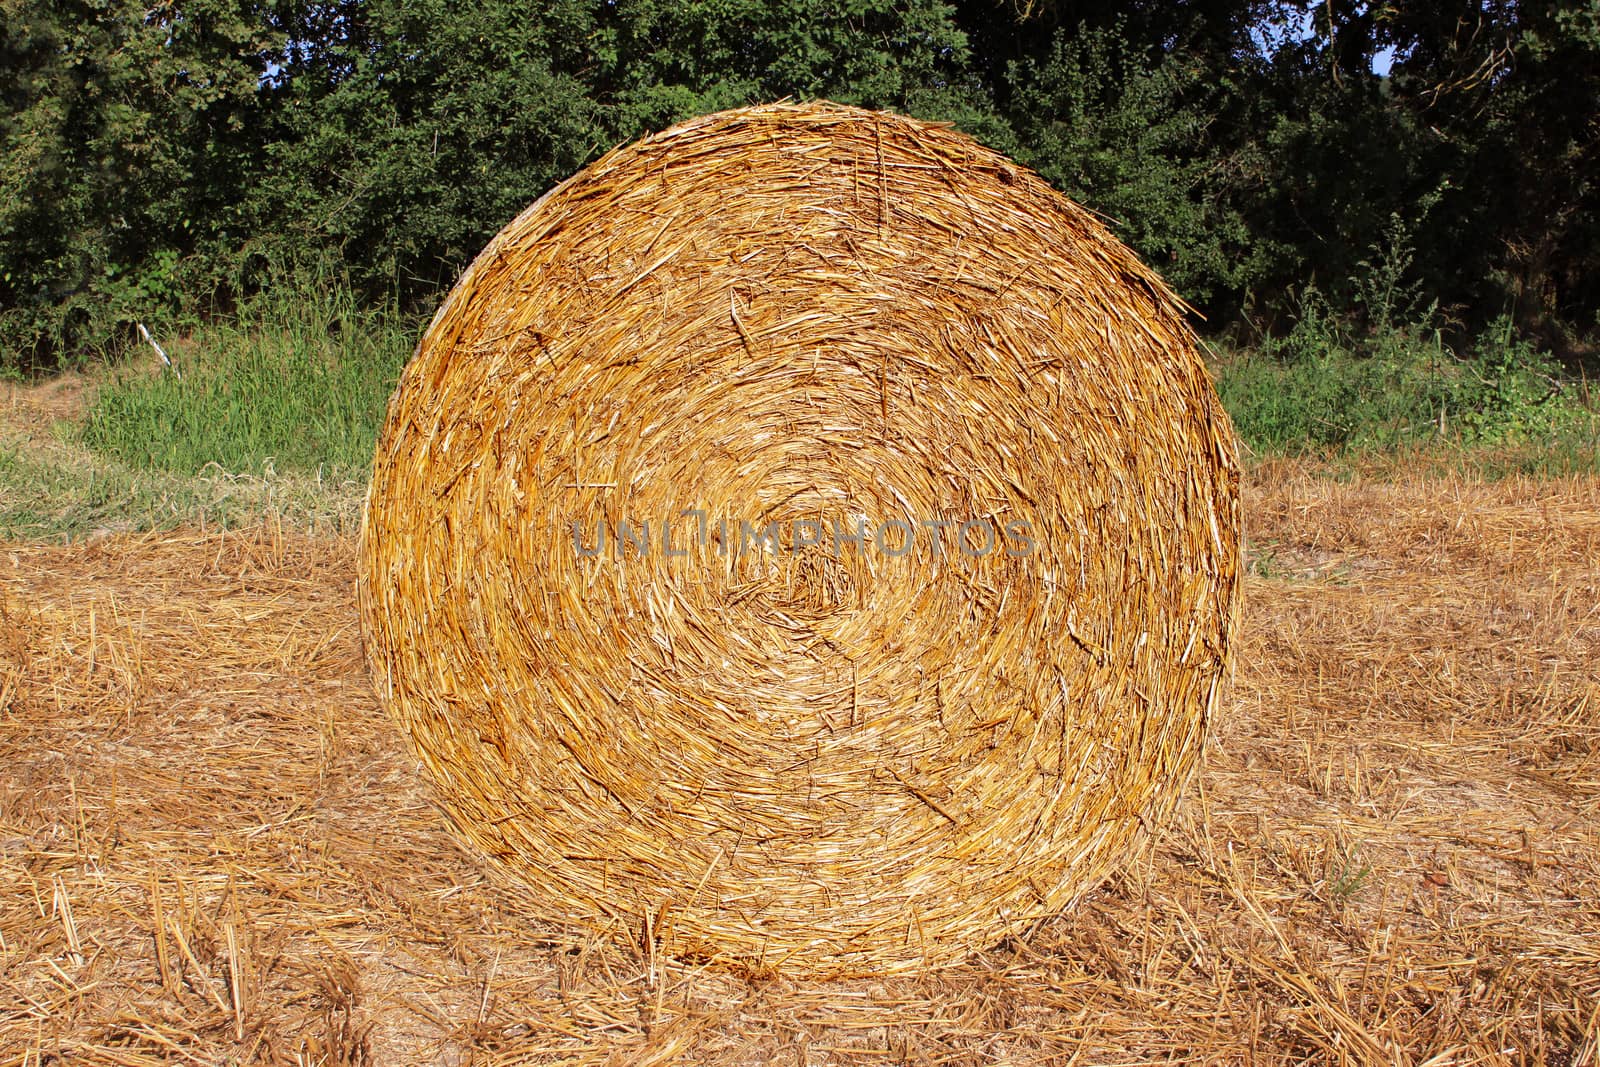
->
[1003,22,1264,312]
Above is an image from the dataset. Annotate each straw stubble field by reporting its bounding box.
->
[2,465,1598,1064]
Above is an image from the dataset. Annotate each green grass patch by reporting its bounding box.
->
[82,271,413,478]
[1213,302,1598,475]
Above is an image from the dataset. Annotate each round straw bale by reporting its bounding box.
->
[359,101,1241,974]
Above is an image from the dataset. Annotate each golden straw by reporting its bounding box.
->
[358,101,1243,974]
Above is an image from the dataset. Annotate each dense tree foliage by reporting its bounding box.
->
[2,0,1596,370]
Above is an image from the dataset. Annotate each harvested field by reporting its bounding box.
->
[2,466,1598,1064]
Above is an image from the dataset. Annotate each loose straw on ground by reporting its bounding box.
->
[358,101,1243,974]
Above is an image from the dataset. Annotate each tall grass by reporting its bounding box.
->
[1213,291,1598,474]
[83,270,414,477]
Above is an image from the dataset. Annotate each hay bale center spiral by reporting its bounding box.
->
[359,101,1242,973]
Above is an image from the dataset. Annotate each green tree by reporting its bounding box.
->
[4,0,1597,373]
[1002,20,1269,313]
[1253,0,1600,352]
[242,0,605,298]
[242,0,990,306]
[0,0,271,367]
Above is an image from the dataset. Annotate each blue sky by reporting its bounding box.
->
[1255,9,1400,76]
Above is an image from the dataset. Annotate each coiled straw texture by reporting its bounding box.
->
[359,101,1242,974]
